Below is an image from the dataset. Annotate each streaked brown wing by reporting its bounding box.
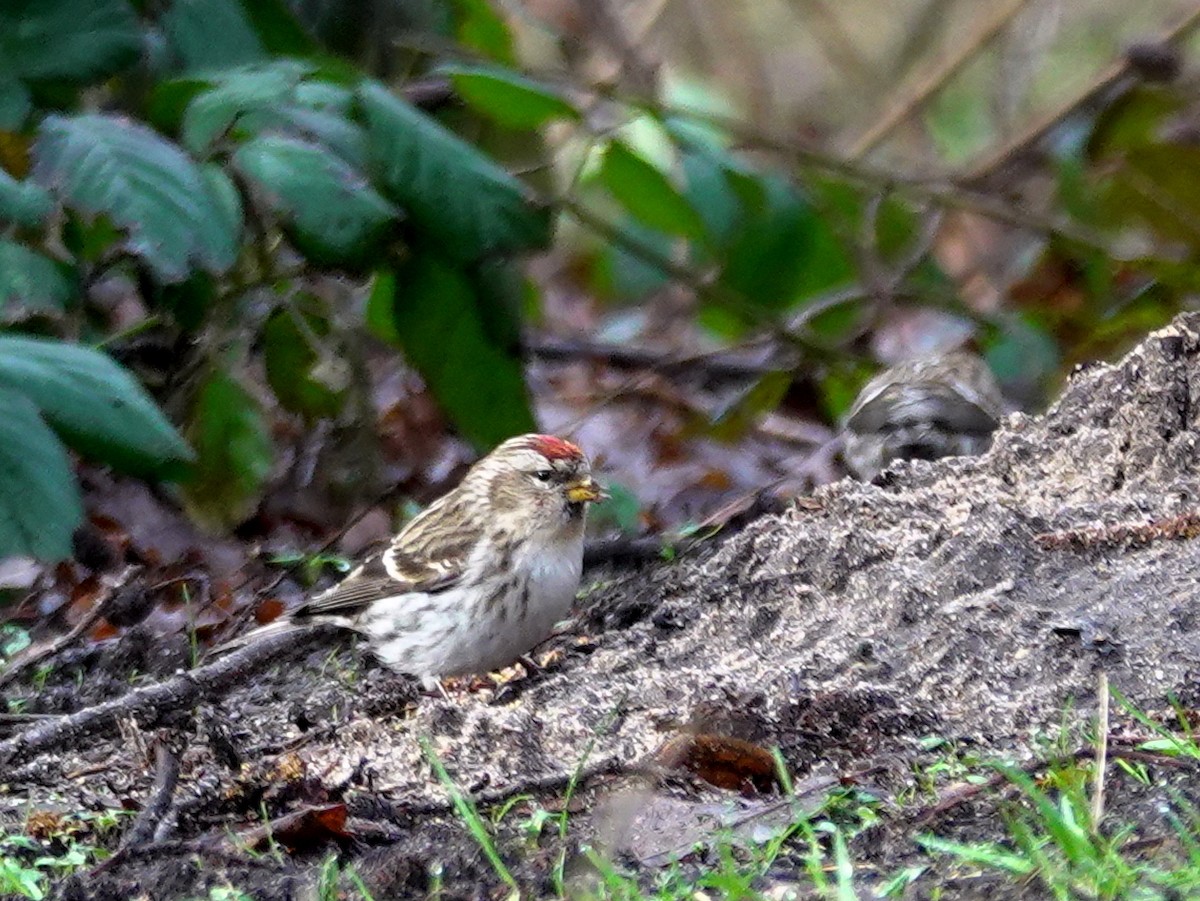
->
[296,498,478,618]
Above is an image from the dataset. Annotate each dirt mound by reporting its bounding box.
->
[5,315,1200,898]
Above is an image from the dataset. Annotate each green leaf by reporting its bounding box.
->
[589,482,641,535]
[180,61,311,153]
[34,114,242,283]
[592,218,674,301]
[181,369,272,531]
[451,0,516,64]
[681,146,744,247]
[0,335,194,478]
[162,0,266,73]
[0,169,53,228]
[240,0,318,57]
[0,241,76,313]
[358,81,552,261]
[1087,85,1184,160]
[234,134,397,268]
[1102,144,1200,250]
[703,371,791,441]
[180,65,368,166]
[0,0,140,85]
[365,269,400,344]
[599,141,706,240]
[441,65,579,129]
[0,391,82,561]
[0,77,31,130]
[262,300,349,421]
[378,256,536,449]
[713,176,853,330]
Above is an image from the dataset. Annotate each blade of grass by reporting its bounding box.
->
[419,737,518,896]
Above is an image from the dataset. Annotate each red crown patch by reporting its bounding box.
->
[528,434,583,461]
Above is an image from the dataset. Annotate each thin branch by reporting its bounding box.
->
[121,741,182,850]
[848,0,1034,159]
[525,334,788,380]
[966,5,1200,183]
[0,624,341,769]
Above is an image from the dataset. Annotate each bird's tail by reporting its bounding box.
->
[206,615,354,661]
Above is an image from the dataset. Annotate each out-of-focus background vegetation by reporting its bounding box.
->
[1,0,1199,595]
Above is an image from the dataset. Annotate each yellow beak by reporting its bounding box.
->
[565,478,606,504]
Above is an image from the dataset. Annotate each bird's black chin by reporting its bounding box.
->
[566,501,586,519]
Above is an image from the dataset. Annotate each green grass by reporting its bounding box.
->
[10,692,1200,900]
[416,692,1200,901]
[0,810,130,900]
[916,693,1200,901]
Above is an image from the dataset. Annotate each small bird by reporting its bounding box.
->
[234,434,604,688]
[841,351,1005,482]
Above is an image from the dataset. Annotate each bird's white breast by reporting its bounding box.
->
[364,529,584,681]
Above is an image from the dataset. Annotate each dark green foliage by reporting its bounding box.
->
[33,114,243,282]
[0,337,195,558]
[358,81,553,261]
[0,392,85,561]
[0,0,1194,559]
[233,134,398,268]
[440,64,579,129]
[262,299,349,421]
[181,368,272,532]
[599,141,708,240]
[371,257,537,449]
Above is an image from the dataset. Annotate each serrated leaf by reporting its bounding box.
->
[262,300,348,420]
[234,134,397,268]
[0,391,82,561]
[358,81,551,261]
[0,169,52,227]
[378,256,535,449]
[0,241,76,313]
[0,0,140,85]
[181,369,272,531]
[0,335,194,478]
[441,65,579,129]
[599,141,706,240]
[180,61,311,153]
[34,114,242,282]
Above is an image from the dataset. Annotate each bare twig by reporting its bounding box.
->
[526,334,789,380]
[121,741,182,851]
[967,5,1200,183]
[849,0,1034,158]
[0,566,138,691]
[0,624,342,769]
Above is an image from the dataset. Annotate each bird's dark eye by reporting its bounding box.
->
[534,470,554,482]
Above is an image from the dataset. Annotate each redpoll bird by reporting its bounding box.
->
[241,434,604,688]
[841,351,1005,482]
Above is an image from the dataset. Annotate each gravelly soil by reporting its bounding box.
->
[5,316,1200,899]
